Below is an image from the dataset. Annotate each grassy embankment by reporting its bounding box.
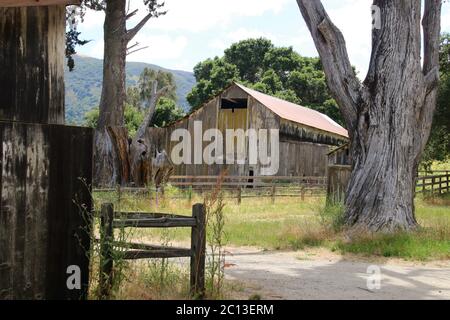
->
[94,186,450,262]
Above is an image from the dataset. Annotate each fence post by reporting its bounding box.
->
[100,203,114,300]
[271,185,276,204]
[301,186,305,201]
[237,187,242,205]
[190,203,206,299]
[447,171,449,193]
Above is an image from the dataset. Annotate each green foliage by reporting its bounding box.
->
[319,201,345,233]
[187,38,344,125]
[224,38,273,82]
[153,98,185,127]
[187,57,239,109]
[139,68,177,102]
[124,104,145,137]
[84,104,144,137]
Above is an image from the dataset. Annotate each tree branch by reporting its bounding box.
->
[126,9,139,20]
[415,0,442,158]
[422,0,442,74]
[134,81,169,140]
[424,66,440,94]
[127,46,150,56]
[126,12,153,43]
[296,0,361,132]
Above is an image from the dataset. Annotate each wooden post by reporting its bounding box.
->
[100,203,114,299]
[301,186,305,201]
[237,187,242,205]
[271,185,276,204]
[190,203,206,298]
[422,177,426,194]
[447,171,449,193]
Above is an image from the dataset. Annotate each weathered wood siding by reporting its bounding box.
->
[327,165,351,202]
[278,140,329,176]
[0,122,93,300]
[0,5,65,124]
[146,84,344,177]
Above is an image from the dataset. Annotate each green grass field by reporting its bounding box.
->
[94,187,450,261]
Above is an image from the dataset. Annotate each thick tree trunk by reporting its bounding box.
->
[94,0,128,186]
[297,0,441,232]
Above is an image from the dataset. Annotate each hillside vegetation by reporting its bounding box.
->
[65,55,195,124]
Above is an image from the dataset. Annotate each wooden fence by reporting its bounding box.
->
[99,202,206,299]
[416,171,450,195]
[94,175,327,203]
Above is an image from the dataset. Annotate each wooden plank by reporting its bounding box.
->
[113,212,190,220]
[0,0,80,7]
[0,123,93,300]
[99,203,114,300]
[123,248,192,260]
[113,217,196,228]
[0,5,66,124]
[46,124,93,300]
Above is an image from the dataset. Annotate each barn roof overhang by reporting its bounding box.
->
[0,0,80,7]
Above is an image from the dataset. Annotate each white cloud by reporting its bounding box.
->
[127,35,188,62]
[127,0,290,33]
[323,0,373,78]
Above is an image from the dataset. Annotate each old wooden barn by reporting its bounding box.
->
[146,82,348,177]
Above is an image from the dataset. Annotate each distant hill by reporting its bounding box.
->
[65,55,196,124]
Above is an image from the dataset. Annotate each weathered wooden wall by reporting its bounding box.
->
[327,164,351,202]
[0,122,93,300]
[0,5,65,124]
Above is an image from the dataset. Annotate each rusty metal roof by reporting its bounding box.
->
[235,82,349,138]
[0,0,80,7]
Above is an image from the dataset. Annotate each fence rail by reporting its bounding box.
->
[416,172,450,195]
[99,203,206,299]
[93,171,449,206]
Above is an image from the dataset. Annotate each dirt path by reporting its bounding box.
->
[224,247,450,300]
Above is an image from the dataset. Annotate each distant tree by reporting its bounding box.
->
[139,68,177,104]
[85,91,184,134]
[152,97,185,127]
[187,57,239,109]
[224,38,274,82]
[187,38,344,124]
[84,104,144,137]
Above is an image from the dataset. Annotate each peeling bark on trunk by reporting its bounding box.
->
[129,81,171,186]
[297,0,442,232]
[94,0,128,187]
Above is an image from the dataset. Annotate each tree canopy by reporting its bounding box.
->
[187,38,343,125]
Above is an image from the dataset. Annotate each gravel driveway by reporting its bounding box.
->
[224,247,450,300]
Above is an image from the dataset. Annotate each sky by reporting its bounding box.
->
[75,0,450,78]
